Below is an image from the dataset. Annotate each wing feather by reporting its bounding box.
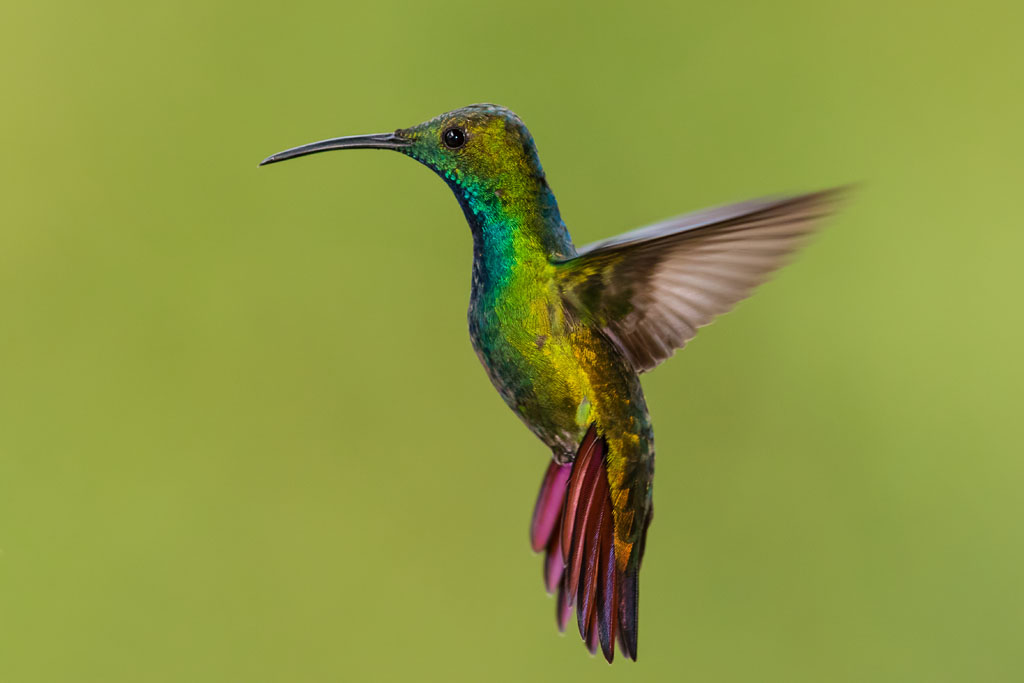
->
[556,188,846,373]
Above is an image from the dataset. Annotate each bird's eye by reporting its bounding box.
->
[442,127,466,149]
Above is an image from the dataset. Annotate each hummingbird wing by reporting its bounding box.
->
[555,188,845,373]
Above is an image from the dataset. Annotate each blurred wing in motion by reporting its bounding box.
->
[556,188,846,372]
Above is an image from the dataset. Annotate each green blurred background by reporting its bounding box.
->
[2,1,1022,681]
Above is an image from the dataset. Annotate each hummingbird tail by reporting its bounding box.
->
[530,458,575,629]
[530,425,644,662]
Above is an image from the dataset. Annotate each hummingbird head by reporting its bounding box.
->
[260,103,549,195]
[261,104,572,259]
[395,104,548,193]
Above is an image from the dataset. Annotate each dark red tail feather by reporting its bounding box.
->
[617,566,639,660]
[586,602,600,655]
[597,504,617,661]
[531,458,576,636]
[530,424,642,663]
[556,581,572,632]
[560,427,603,565]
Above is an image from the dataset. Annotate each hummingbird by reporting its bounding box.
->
[260,104,842,662]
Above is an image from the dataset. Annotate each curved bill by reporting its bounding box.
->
[259,132,411,167]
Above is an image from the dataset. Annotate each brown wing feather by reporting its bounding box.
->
[557,188,847,373]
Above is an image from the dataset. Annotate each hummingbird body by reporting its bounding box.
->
[261,104,842,662]
[451,109,650,452]
[440,112,655,652]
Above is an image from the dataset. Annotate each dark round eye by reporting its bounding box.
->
[442,127,466,149]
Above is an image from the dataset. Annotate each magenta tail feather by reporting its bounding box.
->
[531,460,571,553]
[531,424,640,662]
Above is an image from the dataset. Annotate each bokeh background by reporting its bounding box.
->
[2,1,1022,681]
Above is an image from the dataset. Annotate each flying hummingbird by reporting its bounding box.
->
[260,104,842,662]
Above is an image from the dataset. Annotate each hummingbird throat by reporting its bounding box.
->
[444,170,575,285]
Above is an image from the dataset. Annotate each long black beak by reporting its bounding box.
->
[259,131,411,167]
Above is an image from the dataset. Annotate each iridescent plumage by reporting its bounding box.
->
[261,104,843,662]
